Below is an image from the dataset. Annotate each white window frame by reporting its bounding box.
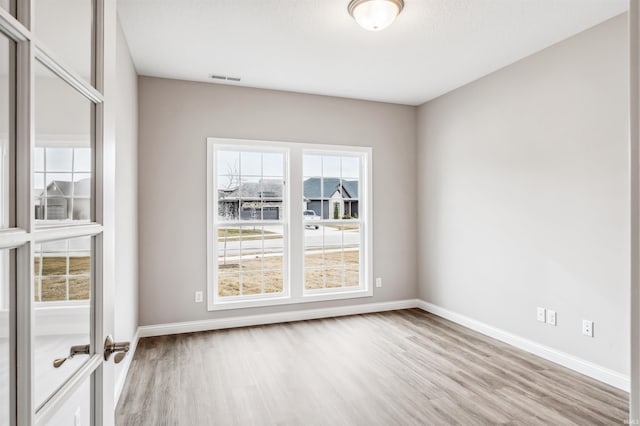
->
[207,137,373,311]
[210,143,291,307]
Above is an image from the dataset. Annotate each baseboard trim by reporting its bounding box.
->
[415,300,630,392]
[114,328,140,407]
[128,298,629,393]
[138,299,420,338]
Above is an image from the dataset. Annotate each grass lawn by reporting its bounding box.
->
[323,224,360,231]
[218,228,281,242]
[34,256,91,302]
[218,250,359,296]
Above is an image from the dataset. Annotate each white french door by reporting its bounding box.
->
[0,0,118,425]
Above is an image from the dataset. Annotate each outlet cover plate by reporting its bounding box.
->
[537,307,546,323]
[547,310,557,326]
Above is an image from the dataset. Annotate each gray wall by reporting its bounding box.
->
[114,19,138,389]
[417,15,629,375]
[138,78,418,325]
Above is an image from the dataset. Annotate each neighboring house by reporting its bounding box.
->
[218,179,283,220]
[218,177,359,220]
[35,179,91,220]
[303,177,358,219]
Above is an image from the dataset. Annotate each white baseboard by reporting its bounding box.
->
[138,299,420,338]
[415,300,630,392]
[114,328,140,407]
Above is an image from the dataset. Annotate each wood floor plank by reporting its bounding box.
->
[116,310,628,425]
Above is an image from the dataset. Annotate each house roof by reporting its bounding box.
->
[218,178,359,200]
[220,179,283,199]
[41,179,91,197]
[303,178,358,199]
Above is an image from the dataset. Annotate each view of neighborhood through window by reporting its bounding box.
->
[211,141,369,307]
[34,147,91,221]
[34,236,91,302]
[216,149,286,297]
[303,154,361,290]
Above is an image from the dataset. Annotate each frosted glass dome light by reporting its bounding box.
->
[348,0,404,31]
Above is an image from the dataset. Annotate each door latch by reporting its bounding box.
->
[103,335,130,364]
[53,344,90,368]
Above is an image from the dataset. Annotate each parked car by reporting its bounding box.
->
[303,210,320,229]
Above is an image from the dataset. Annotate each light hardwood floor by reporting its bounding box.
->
[116,309,628,425]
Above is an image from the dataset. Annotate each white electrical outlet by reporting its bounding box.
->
[582,320,594,337]
[375,278,382,288]
[536,307,546,323]
[547,310,557,326]
[195,291,203,303]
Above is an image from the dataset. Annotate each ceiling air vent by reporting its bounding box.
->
[210,74,241,82]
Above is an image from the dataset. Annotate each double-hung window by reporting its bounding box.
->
[208,138,372,310]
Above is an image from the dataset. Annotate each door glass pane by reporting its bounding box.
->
[34,61,93,223]
[33,237,92,408]
[43,375,90,426]
[0,249,13,424]
[0,32,15,229]
[0,0,14,17]
[35,0,93,83]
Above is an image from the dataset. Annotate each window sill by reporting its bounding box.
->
[208,287,373,311]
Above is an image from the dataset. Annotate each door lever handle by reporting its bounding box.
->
[104,335,130,363]
[53,344,90,368]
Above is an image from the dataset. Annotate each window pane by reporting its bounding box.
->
[304,269,324,290]
[303,154,361,221]
[263,270,283,293]
[34,147,45,171]
[217,150,285,223]
[303,155,322,178]
[0,249,12,423]
[303,152,363,292]
[217,151,239,177]
[242,272,263,295]
[322,156,341,178]
[262,153,283,177]
[35,61,93,223]
[325,268,344,288]
[218,274,240,297]
[46,147,73,171]
[216,224,285,298]
[240,151,261,176]
[345,266,359,288]
[35,0,93,83]
[33,236,92,408]
[0,33,14,229]
[341,157,360,179]
[74,147,91,172]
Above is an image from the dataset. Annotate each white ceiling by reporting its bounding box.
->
[117,0,628,106]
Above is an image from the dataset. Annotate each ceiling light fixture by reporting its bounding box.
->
[348,0,404,31]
